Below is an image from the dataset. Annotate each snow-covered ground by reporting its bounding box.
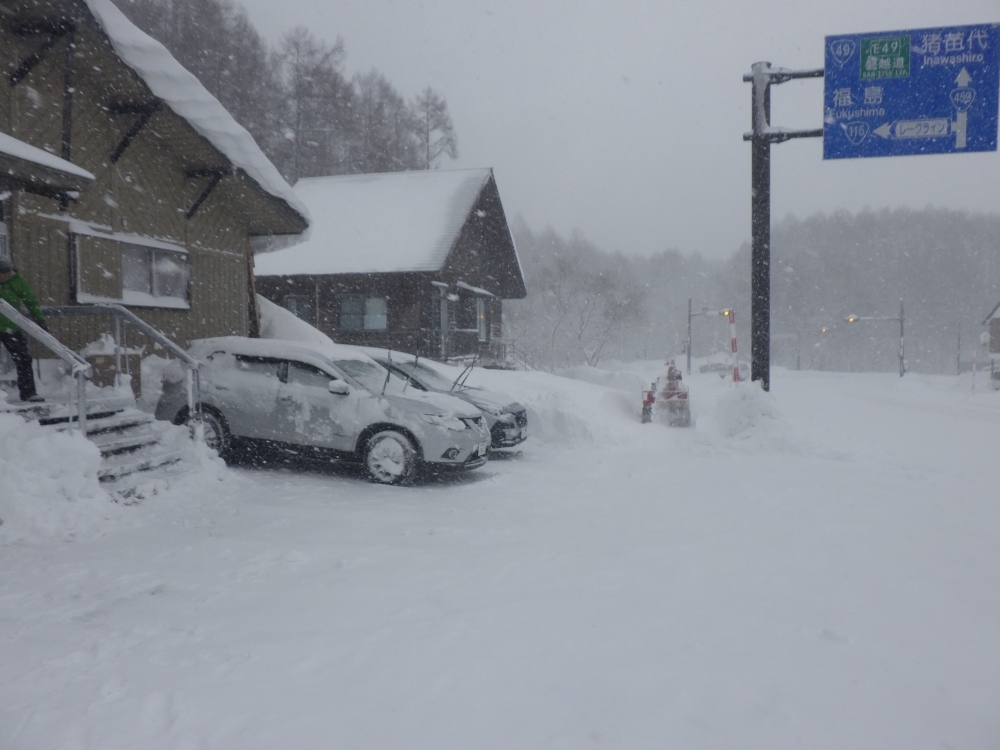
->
[2,364,999,749]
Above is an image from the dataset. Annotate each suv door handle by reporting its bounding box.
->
[213,385,230,391]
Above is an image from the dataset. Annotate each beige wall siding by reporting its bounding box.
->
[1,1,256,358]
[12,213,71,306]
[991,318,1000,355]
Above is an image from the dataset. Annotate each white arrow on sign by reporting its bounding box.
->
[951,67,975,149]
[872,68,977,148]
[873,119,951,139]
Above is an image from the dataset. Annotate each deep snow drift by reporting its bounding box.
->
[2,363,999,749]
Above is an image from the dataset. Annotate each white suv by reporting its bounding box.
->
[156,337,490,484]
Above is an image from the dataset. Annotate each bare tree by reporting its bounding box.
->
[349,70,422,173]
[276,28,354,181]
[411,87,458,169]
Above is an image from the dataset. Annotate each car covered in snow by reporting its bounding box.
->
[155,337,490,484]
[352,348,528,450]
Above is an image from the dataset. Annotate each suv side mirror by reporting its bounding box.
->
[328,380,350,395]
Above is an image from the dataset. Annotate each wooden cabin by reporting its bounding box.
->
[0,0,308,361]
[255,169,525,362]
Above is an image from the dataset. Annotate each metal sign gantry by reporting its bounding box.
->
[743,24,1000,391]
[742,63,823,392]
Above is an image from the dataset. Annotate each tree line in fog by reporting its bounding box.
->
[121,2,1000,376]
[507,208,1000,375]
[120,0,459,182]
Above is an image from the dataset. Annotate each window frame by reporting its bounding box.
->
[121,244,190,308]
[283,294,312,322]
[339,295,388,331]
[75,232,191,310]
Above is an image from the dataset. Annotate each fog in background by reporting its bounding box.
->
[122,0,1000,374]
[507,210,1000,375]
[234,0,999,259]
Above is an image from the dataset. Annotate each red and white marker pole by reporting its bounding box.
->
[728,309,740,382]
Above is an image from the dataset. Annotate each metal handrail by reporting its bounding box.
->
[0,298,92,434]
[43,304,199,368]
[42,303,203,437]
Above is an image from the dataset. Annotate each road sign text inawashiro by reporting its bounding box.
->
[824,24,1000,159]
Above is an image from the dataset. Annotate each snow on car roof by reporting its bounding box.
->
[192,336,378,366]
[83,0,309,230]
[253,169,493,276]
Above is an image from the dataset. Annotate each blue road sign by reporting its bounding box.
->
[824,24,1000,159]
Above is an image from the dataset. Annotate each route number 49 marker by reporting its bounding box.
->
[824,24,1000,159]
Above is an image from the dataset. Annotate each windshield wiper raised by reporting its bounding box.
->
[451,354,479,391]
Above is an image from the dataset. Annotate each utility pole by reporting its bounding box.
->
[686,298,692,374]
[957,321,962,375]
[743,62,823,391]
[898,299,905,378]
[844,299,905,377]
[689,305,735,375]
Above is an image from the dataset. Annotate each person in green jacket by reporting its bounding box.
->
[0,258,46,402]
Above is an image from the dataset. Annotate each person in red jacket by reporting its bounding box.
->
[0,258,46,402]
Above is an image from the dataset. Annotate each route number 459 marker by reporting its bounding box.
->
[824,24,1000,159]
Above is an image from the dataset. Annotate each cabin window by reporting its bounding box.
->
[284,295,312,321]
[121,244,190,308]
[340,295,387,331]
[477,298,488,341]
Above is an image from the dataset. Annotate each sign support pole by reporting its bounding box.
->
[743,62,823,391]
[750,63,772,391]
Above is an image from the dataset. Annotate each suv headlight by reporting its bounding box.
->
[421,414,468,431]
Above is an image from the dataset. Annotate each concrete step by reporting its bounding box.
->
[97,448,185,482]
[89,429,160,457]
[4,396,195,488]
[0,394,134,425]
[55,408,155,437]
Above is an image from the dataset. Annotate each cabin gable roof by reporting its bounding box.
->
[4,0,308,237]
[255,168,526,298]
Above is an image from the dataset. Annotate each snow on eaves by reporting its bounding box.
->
[82,0,309,230]
[0,131,95,181]
[254,169,493,276]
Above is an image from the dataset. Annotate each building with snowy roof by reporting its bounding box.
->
[255,169,525,363]
[0,0,308,368]
[983,299,1000,358]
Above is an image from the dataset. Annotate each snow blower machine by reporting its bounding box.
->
[641,359,691,427]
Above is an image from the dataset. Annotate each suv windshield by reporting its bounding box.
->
[391,360,459,391]
[334,358,389,392]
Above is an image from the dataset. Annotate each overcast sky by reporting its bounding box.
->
[238,0,998,260]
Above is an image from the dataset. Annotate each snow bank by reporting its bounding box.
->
[116,424,231,504]
[710,381,804,452]
[257,295,336,345]
[557,364,650,396]
[446,367,640,448]
[0,413,118,542]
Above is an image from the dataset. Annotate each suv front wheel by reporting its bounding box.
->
[364,430,417,484]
